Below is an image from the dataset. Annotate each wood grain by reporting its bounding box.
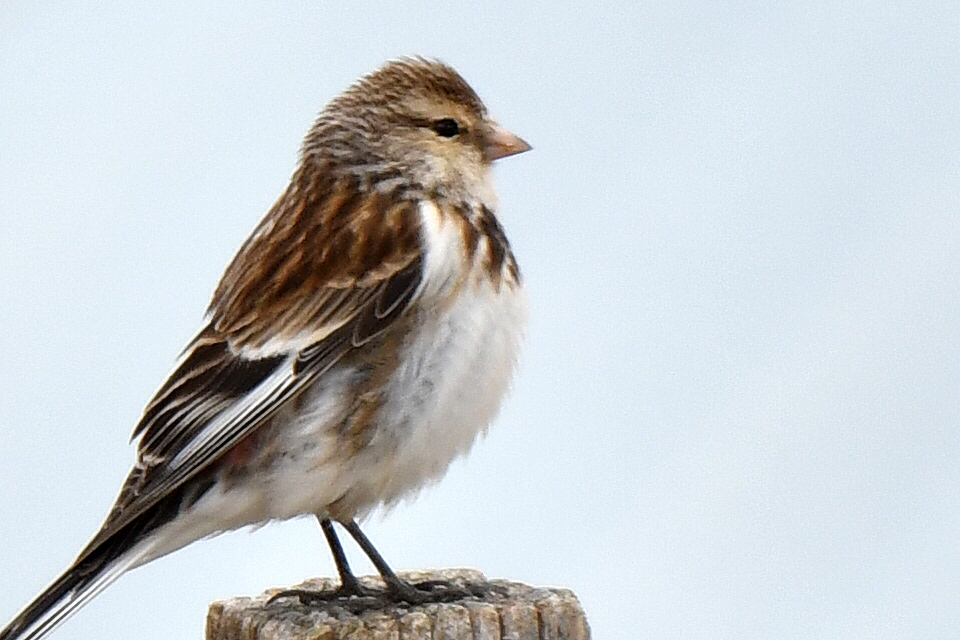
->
[207,569,590,640]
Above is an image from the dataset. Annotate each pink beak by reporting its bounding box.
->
[483,123,531,162]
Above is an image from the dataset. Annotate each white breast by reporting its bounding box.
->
[341,199,526,512]
[373,259,526,508]
[257,199,526,520]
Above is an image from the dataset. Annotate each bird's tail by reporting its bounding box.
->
[0,531,153,640]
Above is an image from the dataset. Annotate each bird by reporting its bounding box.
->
[1,57,530,640]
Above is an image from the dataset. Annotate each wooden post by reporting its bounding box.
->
[207,568,590,640]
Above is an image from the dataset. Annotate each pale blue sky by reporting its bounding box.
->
[1,2,958,639]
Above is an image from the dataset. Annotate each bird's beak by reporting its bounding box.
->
[483,123,531,162]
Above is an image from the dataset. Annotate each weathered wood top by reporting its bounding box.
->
[207,568,590,640]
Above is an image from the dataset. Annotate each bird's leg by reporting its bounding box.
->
[270,519,489,609]
[341,519,423,601]
[268,517,376,606]
[318,517,370,596]
[343,519,482,604]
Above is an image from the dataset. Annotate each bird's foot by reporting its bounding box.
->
[273,590,382,614]
[387,578,500,604]
[268,578,505,612]
[267,574,378,607]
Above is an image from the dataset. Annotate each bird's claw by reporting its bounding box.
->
[268,579,504,610]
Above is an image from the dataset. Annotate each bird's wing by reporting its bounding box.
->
[78,169,425,559]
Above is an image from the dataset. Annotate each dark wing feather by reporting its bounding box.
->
[131,336,286,455]
[77,168,424,561]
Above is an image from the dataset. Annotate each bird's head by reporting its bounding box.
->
[304,58,529,200]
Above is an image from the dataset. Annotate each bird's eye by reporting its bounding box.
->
[432,118,461,138]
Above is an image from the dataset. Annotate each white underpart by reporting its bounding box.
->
[261,198,527,519]
[139,197,526,563]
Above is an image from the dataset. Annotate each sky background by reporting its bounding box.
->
[0,2,958,639]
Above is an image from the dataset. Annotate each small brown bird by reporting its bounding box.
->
[1,58,529,640]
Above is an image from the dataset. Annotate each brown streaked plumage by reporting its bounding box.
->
[2,58,529,640]
[210,164,424,348]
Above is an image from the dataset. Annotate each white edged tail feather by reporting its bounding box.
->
[0,540,155,640]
